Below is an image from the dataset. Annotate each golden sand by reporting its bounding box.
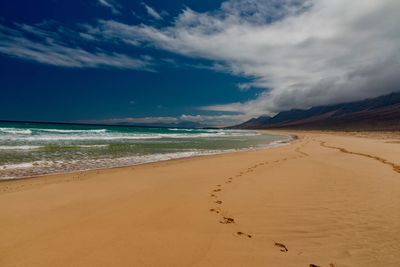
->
[0,131,399,266]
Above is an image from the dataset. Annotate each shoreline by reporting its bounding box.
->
[1,131,399,266]
[0,135,294,195]
[0,132,294,182]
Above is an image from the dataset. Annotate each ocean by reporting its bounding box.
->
[0,121,289,179]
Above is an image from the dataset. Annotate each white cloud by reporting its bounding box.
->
[0,23,153,70]
[93,116,179,124]
[98,0,121,15]
[93,0,400,117]
[178,114,248,125]
[80,114,248,126]
[143,3,163,20]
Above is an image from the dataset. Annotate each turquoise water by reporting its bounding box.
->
[0,122,289,179]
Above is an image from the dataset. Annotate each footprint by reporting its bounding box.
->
[213,189,221,192]
[215,200,223,204]
[220,217,235,224]
[236,231,252,238]
[209,208,219,214]
[210,194,217,197]
[225,181,232,184]
[274,242,288,252]
[309,265,320,267]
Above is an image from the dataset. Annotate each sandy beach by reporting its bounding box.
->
[0,131,399,267]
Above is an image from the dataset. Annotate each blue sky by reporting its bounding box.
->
[0,0,399,126]
[0,0,260,126]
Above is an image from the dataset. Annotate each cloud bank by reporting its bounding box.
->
[95,0,400,116]
[80,114,248,126]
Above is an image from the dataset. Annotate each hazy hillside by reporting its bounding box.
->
[234,92,400,131]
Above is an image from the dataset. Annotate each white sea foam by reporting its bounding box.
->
[1,162,35,169]
[37,129,107,133]
[0,150,222,179]
[0,130,259,142]
[0,124,289,180]
[0,128,32,135]
[0,137,292,180]
[0,145,42,150]
[168,128,197,132]
[0,126,257,141]
[0,144,109,150]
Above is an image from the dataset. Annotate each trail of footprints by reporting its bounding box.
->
[207,141,335,266]
[208,162,267,239]
[208,155,304,238]
[208,144,310,240]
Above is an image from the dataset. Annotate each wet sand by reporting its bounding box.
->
[0,131,399,267]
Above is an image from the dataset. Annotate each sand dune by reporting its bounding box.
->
[0,131,399,266]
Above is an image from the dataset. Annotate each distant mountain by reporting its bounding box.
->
[234,92,400,131]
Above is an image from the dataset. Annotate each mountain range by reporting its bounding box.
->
[234,92,400,131]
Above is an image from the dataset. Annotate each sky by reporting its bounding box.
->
[0,0,399,126]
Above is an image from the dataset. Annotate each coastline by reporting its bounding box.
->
[0,133,294,190]
[0,131,399,266]
[0,131,293,181]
